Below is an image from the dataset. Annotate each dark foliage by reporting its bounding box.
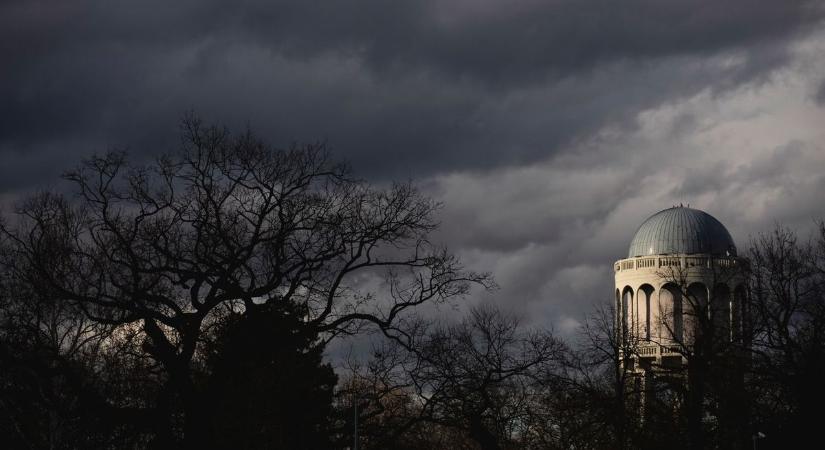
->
[197,303,337,449]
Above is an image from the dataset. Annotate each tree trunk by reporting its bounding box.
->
[469,415,501,450]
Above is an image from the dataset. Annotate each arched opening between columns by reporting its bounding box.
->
[686,282,709,344]
[615,288,621,339]
[712,283,732,343]
[659,283,683,343]
[638,284,655,340]
[622,286,634,340]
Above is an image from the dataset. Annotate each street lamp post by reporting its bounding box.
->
[353,393,359,450]
[752,431,766,450]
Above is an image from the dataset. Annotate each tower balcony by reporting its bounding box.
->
[614,255,742,273]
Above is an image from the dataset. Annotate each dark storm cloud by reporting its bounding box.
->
[1,0,823,189]
[3,0,825,337]
[207,0,822,85]
[8,0,820,84]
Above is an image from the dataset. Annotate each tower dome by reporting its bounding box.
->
[628,206,736,258]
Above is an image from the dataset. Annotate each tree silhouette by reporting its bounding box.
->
[745,223,825,449]
[0,115,488,448]
[343,306,564,450]
[198,302,337,449]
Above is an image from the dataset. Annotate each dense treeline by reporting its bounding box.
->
[335,222,825,450]
[0,119,823,449]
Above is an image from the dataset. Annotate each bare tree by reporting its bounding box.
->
[745,223,825,448]
[342,305,564,450]
[0,116,489,448]
[573,302,647,450]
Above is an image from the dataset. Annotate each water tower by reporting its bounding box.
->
[613,206,747,403]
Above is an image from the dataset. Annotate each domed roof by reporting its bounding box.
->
[628,206,736,258]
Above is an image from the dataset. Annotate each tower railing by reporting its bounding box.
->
[620,342,685,360]
[614,255,740,273]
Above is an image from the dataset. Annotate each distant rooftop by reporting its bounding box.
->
[628,206,737,258]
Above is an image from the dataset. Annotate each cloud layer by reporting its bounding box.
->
[3,0,825,333]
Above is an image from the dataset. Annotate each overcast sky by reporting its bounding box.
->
[3,0,825,334]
